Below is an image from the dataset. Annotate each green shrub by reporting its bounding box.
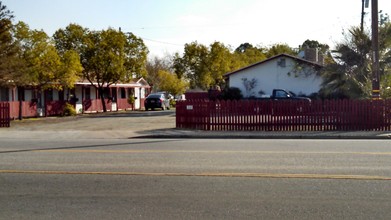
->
[127,96,135,105]
[62,103,76,116]
[219,87,243,100]
[170,99,176,108]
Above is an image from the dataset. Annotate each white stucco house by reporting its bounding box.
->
[224,53,324,98]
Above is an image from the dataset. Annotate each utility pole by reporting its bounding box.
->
[361,0,365,31]
[371,0,380,99]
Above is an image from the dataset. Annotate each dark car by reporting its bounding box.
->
[144,93,170,110]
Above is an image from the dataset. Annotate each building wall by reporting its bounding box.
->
[2,82,149,113]
[229,57,323,98]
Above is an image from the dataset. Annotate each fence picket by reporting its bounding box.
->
[176,99,391,131]
[0,102,11,127]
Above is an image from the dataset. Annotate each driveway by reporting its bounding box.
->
[1,110,176,139]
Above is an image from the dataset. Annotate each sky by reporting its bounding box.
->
[2,0,391,58]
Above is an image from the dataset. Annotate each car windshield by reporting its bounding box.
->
[147,94,162,99]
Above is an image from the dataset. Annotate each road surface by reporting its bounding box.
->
[1,138,391,219]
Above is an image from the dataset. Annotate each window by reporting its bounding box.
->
[278,58,286,67]
[17,88,25,101]
[120,88,126,99]
[275,90,288,98]
[128,88,135,98]
[0,87,9,101]
[58,90,64,101]
[85,88,91,100]
[46,89,53,101]
[102,88,110,99]
[111,88,117,101]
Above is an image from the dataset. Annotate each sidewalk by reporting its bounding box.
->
[1,127,391,140]
[1,110,390,139]
[138,129,391,139]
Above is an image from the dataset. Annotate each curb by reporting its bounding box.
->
[133,130,391,140]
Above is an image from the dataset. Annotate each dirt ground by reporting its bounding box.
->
[3,110,176,139]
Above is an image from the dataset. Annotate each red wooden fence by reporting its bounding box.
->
[0,102,10,127]
[176,99,391,131]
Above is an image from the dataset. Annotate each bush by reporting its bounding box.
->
[170,99,176,108]
[219,87,243,100]
[127,96,135,105]
[62,103,76,116]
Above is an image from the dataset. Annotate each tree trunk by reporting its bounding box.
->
[18,87,23,120]
[98,87,107,112]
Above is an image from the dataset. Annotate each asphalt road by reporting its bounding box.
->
[1,138,391,219]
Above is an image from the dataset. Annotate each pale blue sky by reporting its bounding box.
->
[3,0,390,57]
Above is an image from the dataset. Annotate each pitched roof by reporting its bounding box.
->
[224,53,323,77]
[75,77,150,87]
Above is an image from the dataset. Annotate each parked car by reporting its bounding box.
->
[144,93,170,110]
[259,89,311,102]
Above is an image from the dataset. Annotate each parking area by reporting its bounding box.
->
[2,110,176,139]
[2,109,391,140]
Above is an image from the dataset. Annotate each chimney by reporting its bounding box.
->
[304,48,324,65]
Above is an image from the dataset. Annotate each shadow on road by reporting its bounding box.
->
[0,139,183,154]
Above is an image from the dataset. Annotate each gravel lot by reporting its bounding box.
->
[3,109,391,140]
[2,110,176,139]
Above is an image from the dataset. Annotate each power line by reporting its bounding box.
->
[119,27,184,47]
[127,23,242,30]
[140,37,183,47]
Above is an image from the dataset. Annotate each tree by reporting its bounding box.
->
[301,39,330,53]
[234,43,267,67]
[174,41,210,89]
[241,77,257,98]
[207,42,234,87]
[53,23,86,56]
[321,20,391,99]
[13,22,81,90]
[123,32,148,79]
[379,20,391,98]
[146,55,172,92]
[54,25,148,112]
[266,43,296,58]
[321,27,371,98]
[83,29,126,112]
[174,41,240,90]
[157,70,188,96]
[58,50,83,88]
[235,43,254,53]
[0,1,21,86]
[172,52,187,79]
